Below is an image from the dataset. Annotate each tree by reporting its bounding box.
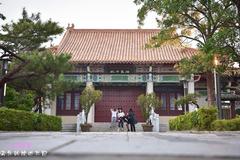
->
[174,93,200,110]
[137,93,161,124]
[80,86,102,124]
[0,8,63,88]
[0,8,69,112]
[3,87,35,111]
[8,51,77,113]
[0,8,63,52]
[134,0,240,105]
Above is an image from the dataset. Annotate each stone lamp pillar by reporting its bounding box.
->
[86,65,95,123]
[146,66,154,94]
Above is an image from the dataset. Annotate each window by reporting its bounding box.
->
[56,91,83,115]
[66,93,71,110]
[58,95,64,110]
[170,94,175,110]
[161,94,166,110]
[74,93,80,110]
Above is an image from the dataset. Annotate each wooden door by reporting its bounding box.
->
[155,91,184,116]
[95,86,144,122]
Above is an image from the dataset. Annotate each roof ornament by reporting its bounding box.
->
[67,23,75,30]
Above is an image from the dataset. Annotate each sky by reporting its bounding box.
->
[0,0,158,45]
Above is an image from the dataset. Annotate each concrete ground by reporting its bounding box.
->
[0,131,240,160]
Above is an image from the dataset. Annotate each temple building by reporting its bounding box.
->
[51,26,209,124]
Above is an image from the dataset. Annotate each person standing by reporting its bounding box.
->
[110,108,118,129]
[117,108,125,131]
[128,108,136,132]
[123,114,130,132]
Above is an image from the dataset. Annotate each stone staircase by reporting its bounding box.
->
[159,123,169,132]
[62,124,76,132]
[62,122,169,132]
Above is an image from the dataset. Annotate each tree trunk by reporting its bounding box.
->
[85,113,88,124]
[39,101,42,113]
[206,72,215,106]
[33,97,42,113]
[38,97,42,113]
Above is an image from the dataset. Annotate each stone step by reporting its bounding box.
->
[91,123,144,132]
[62,122,169,132]
[159,124,169,132]
[62,124,76,132]
[62,122,170,132]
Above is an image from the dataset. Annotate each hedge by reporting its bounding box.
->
[211,118,240,131]
[169,107,217,131]
[0,108,62,131]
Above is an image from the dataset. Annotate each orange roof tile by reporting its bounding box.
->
[56,29,197,64]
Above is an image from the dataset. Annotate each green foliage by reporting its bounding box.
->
[169,107,217,131]
[174,93,200,108]
[0,108,61,131]
[80,86,102,123]
[169,113,193,130]
[33,114,62,131]
[134,0,240,69]
[3,87,35,111]
[0,108,35,131]
[0,8,70,113]
[176,51,233,77]
[10,51,75,100]
[134,0,240,104]
[211,118,240,131]
[0,8,63,52]
[134,0,239,59]
[137,93,161,123]
[175,53,216,77]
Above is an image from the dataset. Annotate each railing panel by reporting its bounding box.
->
[64,74,181,83]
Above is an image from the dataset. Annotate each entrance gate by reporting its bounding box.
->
[95,86,145,122]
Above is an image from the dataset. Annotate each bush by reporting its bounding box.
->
[3,87,35,111]
[0,107,35,131]
[137,93,161,123]
[34,114,62,131]
[211,118,240,131]
[169,107,217,131]
[197,106,217,130]
[169,113,192,130]
[0,108,61,131]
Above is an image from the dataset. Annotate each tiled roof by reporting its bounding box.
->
[56,28,197,64]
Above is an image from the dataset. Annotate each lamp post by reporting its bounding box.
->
[0,52,9,105]
[180,77,188,113]
[213,55,222,119]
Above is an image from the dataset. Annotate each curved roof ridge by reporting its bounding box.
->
[70,29,161,32]
[56,28,197,64]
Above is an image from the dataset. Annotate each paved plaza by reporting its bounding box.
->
[0,131,240,160]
